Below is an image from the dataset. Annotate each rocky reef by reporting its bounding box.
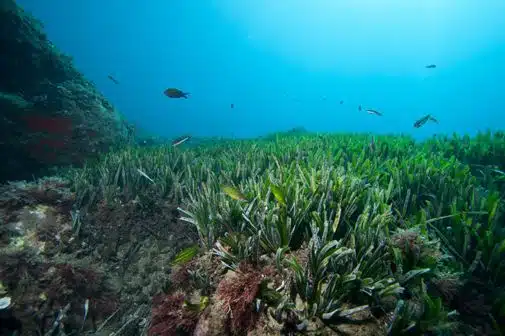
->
[0,176,191,335]
[0,0,133,183]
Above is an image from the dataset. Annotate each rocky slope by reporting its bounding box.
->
[0,0,133,182]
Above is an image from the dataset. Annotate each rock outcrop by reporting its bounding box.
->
[0,0,133,182]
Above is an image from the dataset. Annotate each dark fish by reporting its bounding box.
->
[172,135,191,147]
[425,64,436,69]
[414,114,438,128]
[164,88,190,99]
[366,109,383,116]
[358,105,362,111]
[230,103,234,108]
[340,100,344,105]
[108,75,119,84]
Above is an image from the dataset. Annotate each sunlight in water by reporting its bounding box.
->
[216,0,505,73]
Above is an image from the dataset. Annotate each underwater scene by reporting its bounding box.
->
[1,0,505,335]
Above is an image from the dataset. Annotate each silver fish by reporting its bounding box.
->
[172,135,191,147]
[366,109,383,116]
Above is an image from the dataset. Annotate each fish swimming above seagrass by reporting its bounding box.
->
[164,88,190,99]
[366,108,383,116]
[172,135,191,147]
[414,114,438,128]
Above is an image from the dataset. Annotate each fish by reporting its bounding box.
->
[230,103,234,109]
[339,100,344,105]
[358,105,362,111]
[413,114,439,128]
[164,88,190,99]
[137,169,155,183]
[221,185,247,201]
[107,75,119,84]
[172,135,191,147]
[366,109,383,116]
[425,64,437,69]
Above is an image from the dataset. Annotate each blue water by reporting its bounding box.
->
[17,0,505,140]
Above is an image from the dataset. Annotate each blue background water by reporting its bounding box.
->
[17,0,505,140]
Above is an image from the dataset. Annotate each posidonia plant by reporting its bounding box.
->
[65,130,505,335]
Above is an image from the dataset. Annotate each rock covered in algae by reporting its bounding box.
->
[0,0,133,182]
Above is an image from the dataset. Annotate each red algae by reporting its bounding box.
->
[23,115,73,135]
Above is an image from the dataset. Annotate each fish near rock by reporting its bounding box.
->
[108,75,119,84]
[0,0,131,182]
[164,88,190,99]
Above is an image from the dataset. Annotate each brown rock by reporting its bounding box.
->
[193,299,228,336]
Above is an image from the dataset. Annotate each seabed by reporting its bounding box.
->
[1,130,505,336]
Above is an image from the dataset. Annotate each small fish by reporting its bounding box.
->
[164,88,190,99]
[222,185,247,201]
[413,114,438,128]
[137,168,155,183]
[230,103,234,109]
[425,64,437,69]
[107,75,119,84]
[339,100,344,105]
[366,109,383,116]
[358,105,362,111]
[172,135,191,147]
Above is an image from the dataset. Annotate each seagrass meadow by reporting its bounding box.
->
[1,130,505,336]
